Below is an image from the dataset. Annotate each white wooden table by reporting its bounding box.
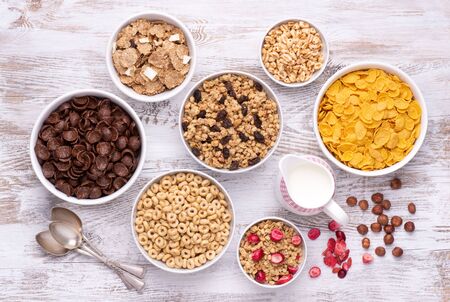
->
[0,0,449,301]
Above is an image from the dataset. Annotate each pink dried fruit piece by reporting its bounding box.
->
[334,240,347,256]
[362,253,373,264]
[275,274,293,285]
[269,252,285,264]
[337,269,347,279]
[342,262,350,272]
[328,220,340,231]
[322,248,333,258]
[287,265,298,275]
[309,266,321,278]
[327,238,336,253]
[247,233,260,244]
[335,230,346,241]
[251,248,264,261]
[339,249,350,262]
[308,228,321,240]
[323,255,337,267]
[332,267,341,274]
[270,228,284,242]
[291,235,302,246]
[255,270,266,283]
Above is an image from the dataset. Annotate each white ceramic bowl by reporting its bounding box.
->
[259,18,329,87]
[179,70,283,174]
[313,62,428,176]
[29,89,147,205]
[131,169,235,274]
[106,11,197,102]
[236,216,307,288]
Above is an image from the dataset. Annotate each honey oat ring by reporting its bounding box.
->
[259,18,329,88]
[178,70,284,174]
[106,11,197,103]
[29,89,147,205]
[313,61,428,177]
[130,169,235,274]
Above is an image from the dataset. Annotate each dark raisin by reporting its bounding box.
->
[223,81,237,98]
[248,157,261,166]
[193,89,202,103]
[238,132,249,142]
[253,113,262,128]
[218,95,226,104]
[222,147,230,159]
[241,104,248,116]
[216,109,227,121]
[220,135,232,145]
[238,95,248,104]
[203,137,212,143]
[254,82,263,91]
[222,118,232,129]
[254,131,265,143]
[181,122,188,132]
[197,110,206,118]
[210,125,220,132]
[229,160,240,170]
[129,39,137,48]
[191,147,200,157]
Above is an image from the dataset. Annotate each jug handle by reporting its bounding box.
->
[323,199,349,226]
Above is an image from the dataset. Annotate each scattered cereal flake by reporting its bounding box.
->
[182,55,191,64]
[160,69,184,89]
[143,67,158,81]
[169,34,180,42]
[139,37,150,43]
[119,48,139,68]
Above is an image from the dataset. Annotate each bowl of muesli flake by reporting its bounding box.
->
[106,12,196,102]
[237,217,307,288]
[179,71,283,173]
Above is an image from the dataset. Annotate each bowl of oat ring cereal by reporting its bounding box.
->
[260,19,329,87]
[131,170,235,273]
[237,217,307,288]
[30,89,146,205]
[106,11,196,102]
[179,71,283,173]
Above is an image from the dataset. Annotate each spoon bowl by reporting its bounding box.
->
[49,222,83,250]
[51,207,82,233]
[36,230,70,256]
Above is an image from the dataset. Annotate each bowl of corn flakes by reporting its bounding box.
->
[313,62,427,176]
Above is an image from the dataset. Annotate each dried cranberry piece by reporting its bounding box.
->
[287,265,298,275]
[327,238,336,253]
[291,235,302,246]
[255,270,266,283]
[275,274,293,285]
[269,252,284,264]
[337,269,347,279]
[246,233,260,244]
[308,228,321,240]
[328,220,340,231]
[309,266,321,278]
[335,230,346,241]
[270,228,284,242]
[251,248,264,261]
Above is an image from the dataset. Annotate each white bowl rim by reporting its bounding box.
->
[105,11,197,103]
[178,70,284,174]
[313,61,428,176]
[29,88,147,205]
[259,18,329,88]
[236,216,308,289]
[130,169,236,274]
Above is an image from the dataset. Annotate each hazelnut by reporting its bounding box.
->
[408,202,416,214]
[362,237,370,249]
[382,199,391,210]
[359,199,369,211]
[391,216,403,227]
[390,178,402,189]
[371,222,382,233]
[384,234,394,245]
[377,214,389,226]
[346,196,357,207]
[371,192,384,204]
[404,221,415,232]
[357,224,369,235]
[372,205,383,215]
[392,247,404,257]
[384,224,395,234]
[375,246,386,256]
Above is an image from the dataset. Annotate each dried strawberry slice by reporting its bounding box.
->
[287,265,298,275]
[342,262,350,271]
[309,266,321,278]
[335,230,346,241]
[346,257,352,268]
[291,235,302,246]
[255,270,266,283]
[339,249,350,262]
[328,220,340,231]
[308,228,321,240]
[322,248,333,258]
[270,228,284,242]
[269,252,285,264]
[251,248,264,261]
[327,238,336,253]
[247,233,260,244]
[332,267,341,274]
[275,274,293,285]
[334,240,347,256]
[323,255,337,267]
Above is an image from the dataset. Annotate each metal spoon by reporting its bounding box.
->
[49,222,145,291]
[51,207,145,278]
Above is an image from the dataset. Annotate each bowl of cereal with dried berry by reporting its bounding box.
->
[314,62,428,176]
[131,170,235,273]
[260,19,328,87]
[237,217,307,288]
[179,71,282,173]
[106,12,196,102]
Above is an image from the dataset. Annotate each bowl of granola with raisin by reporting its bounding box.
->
[179,71,283,173]
[106,11,196,102]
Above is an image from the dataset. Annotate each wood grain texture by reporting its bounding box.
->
[0,0,449,301]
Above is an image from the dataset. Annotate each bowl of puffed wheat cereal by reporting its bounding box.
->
[260,19,329,87]
[237,217,307,288]
[106,12,196,102]
[131,170,235,273]
[179,71,283,173]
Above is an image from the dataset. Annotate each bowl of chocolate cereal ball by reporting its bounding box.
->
[131,170,235,273]
[260,19,329,87]
[106,11,197,102]
[179,71,283,173]
[30,89,146,205]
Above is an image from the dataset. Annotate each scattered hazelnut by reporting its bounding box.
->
[357,224,369,235]
[371,193,384,204]
[359,199,369,211]
[362,237,370,249]
[382,199,391,210]
[384,234,394,245]
[390,178,402,190]
[404,221,415,232]
[346,196,357,207]
[408,202,416,214]
[391,216,403,227]
[377,214,389,226]
[371,223,382,233]
[375,246,386,256]
[384,224,395,234]
[392,247,403,257]
[372,205,383,215]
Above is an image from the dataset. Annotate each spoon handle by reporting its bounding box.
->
[82,236,145,278]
